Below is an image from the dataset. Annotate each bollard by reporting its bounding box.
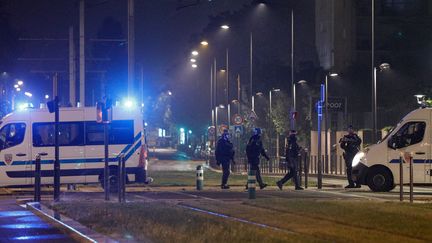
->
[118,154,124,202]
[34,152,47,202]
[399,156,403,202]
[122,154,126,201]
[304,151,309,189]
[248,170,256,199]
[34,154,41,202]
[409,155,413,203]
[196,165,204,190]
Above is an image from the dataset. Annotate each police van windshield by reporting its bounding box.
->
[378,119,403,144]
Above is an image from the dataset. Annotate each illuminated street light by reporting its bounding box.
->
[192,64,198,68]
[16,87,21,92]
[379,62,390,71]
[220,69,226,73]
[221,25,230,30]
[168,91,172,96]
[14,84,19,88]
[17,80,24,86]
[24,92,32,97]
[256,92,263,96]
[200,41,208,46]
[191,50,199,56]
[45,94,50,99]
[218,104,225,109]
[329,73,338,77]
[190,58,196,63]
[373,62,391,142]
[297,80,307,85]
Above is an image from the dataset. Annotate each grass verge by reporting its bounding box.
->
[182,199,432,242]
[52,201,317,243]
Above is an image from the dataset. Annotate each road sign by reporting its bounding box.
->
[248,110,258,120]
[208,126,215,135]
[233,114,243,125]
[234,125,243,134]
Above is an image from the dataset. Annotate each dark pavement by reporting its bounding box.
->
[0,198,76,243]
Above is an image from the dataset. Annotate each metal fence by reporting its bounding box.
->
[230,152,347,176]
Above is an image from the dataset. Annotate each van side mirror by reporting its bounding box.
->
[388,135,404,150]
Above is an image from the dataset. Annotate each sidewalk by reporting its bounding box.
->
[0,198,76,242]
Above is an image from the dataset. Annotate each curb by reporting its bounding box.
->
[26,202,117,243]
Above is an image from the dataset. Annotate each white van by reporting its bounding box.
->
[0,105,148,188]
[352,108,431,191]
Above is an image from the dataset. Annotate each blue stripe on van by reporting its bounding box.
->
[1,131,143,166]
[125,141,142,162]
[117,132,141,158]
[9,157,120,166]
[389,159,432,164]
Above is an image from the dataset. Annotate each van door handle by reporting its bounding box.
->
[415,152,426,155]
[16,153,27,157]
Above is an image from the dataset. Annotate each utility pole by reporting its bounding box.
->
[250,32,253,110]
[79,0,85,106]
[128,0,135,97]
[53,73,60,201]
[69,26,76,106]
[371,0,376,142]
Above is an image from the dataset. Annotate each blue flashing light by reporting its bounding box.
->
[320,84,325,102]
[122,98,136,109]
[16,103,33,111]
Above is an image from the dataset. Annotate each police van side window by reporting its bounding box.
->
[85,120,134,145]
[0,123,26,150]
[395,121,426,147]
[33,122,84,147]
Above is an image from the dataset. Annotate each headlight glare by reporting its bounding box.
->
[352,152,365,167]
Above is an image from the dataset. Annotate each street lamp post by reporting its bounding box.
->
[372,62,390,142]
[324,73,338,174]
[269,88,280,159]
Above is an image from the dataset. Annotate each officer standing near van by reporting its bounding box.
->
[339,125,362,188]
[246,128,269,190]
[277,130,304,190]
[215,129,235,189]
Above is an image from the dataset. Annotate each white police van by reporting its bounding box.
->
[352,107,431,192]
[0,105,148,188]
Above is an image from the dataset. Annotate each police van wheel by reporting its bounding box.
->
[99,167,120,193]
[367,166,394,192]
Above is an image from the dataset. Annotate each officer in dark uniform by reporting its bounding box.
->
[246,128,269,189]
[277,130,304,190]
[339,125,362,188]
[215,129,235,189]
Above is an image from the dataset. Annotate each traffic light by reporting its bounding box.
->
[47,97,59,113]
[96,98,112,123]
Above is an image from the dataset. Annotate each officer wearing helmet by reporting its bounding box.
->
[245,128,270,189]
[276,130,304,190]
[215,129,235,189]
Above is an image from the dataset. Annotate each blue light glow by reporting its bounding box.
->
[0,211,33,217]
[0,223,51,229]
[12,234,66,240]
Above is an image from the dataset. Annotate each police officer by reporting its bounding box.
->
[339,125,362,188]
[277,130,304,190]
[246,128,269,189]
[215,129,235,189]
